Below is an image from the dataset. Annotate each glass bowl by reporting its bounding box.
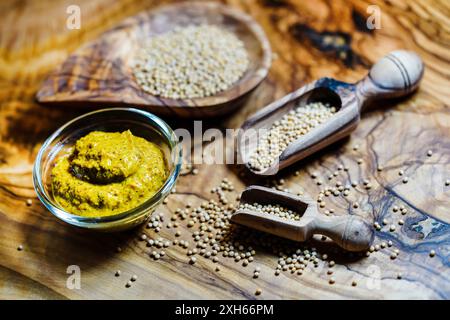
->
[33,108,182,232]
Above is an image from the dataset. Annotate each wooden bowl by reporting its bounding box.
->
[36,2,272,118]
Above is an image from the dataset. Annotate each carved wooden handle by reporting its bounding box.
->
[312,215,374,252]
[356,50,424,110]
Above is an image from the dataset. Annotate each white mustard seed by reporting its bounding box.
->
[238,202,301,221]
[133,25,248,99]
[248,102,336,171]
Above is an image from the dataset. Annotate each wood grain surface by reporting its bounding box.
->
[1,0,449,299]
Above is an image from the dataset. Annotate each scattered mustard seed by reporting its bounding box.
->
[26,199,32,206]
[255,288,262,296]
[429,250,436,257]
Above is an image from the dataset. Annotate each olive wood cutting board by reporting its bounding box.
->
[1,0,449,300]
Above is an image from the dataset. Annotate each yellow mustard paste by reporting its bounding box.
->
[51,130,168,217]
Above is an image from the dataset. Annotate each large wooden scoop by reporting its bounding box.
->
[231,186,374,252]
[237,50,424,175]
[36,2,271,118]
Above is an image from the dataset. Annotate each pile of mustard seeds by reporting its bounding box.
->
[133,24,249,99]
[238,202,301,221]
[248,102,336,171]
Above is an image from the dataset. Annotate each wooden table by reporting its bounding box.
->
[0,0,449,299]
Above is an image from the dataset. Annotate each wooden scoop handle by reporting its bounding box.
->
[356,50,424,111]
[311,215,374,252]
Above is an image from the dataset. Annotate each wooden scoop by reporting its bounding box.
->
[36,2,272,118]
[231,186,374,252]
[237,50,424,175]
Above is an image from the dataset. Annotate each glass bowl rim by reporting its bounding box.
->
[32,107,182,227]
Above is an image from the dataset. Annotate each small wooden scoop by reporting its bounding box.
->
[237,50,424,175]
[231,186,374,252]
